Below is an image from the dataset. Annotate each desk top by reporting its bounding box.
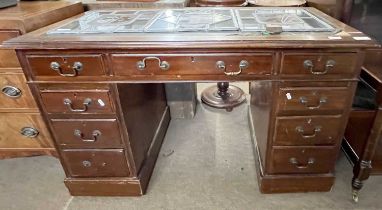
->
[4,7,379,49]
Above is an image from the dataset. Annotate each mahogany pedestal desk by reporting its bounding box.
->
[0,1,83,159]
[343,49,382,202]
[5,7,379,196]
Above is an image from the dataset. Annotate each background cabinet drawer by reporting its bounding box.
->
[26,54,106,77]
[40,90,114,114]
[61,149,129,177]
[277,87,351,115]
[280,52,358,77]
[111,53,273,76]
[0,30,20,68]
[51,119,123,148]
[269,147,337,174]
[0,113,53,148]
[0,73,37,110]
[274,115,343,146]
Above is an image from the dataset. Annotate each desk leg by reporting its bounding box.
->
[352,107,382,202]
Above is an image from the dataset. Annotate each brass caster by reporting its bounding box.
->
[352,190,359,203]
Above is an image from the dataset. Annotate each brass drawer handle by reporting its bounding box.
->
[82,160,92,167]
[74,129,101,142]
[303,60,336,75]
[136,57,170,71]
[299,96,327,109]
[20,127,39,138]
[295,126,322,139]
[50,61,83,77]
[289,157,315,169]
[216,60,249,76]
[2,85,22,98]
[63,98,92,112]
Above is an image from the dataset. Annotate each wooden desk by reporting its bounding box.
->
[0,1,83,159]
[4,7,378,196]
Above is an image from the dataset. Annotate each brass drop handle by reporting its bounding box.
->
[50,61,83,77]
[82,160,92,167]
[303,59,336,75]
[299,96,327,109]
[289,157,315,169]
[216,60,249,76]
[20,127,39,138]
[74,129,101,142]
[136,57,170,71]
[63,98,92,112]
[295,126,322,139]
[2,85,22,98]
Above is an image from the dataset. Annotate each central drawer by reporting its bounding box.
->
[269,147,337,174]
[61,149,130,177]
[40,89,114,114]
[51,119,123,148]
[111,53,273,76]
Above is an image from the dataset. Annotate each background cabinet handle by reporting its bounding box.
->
[295,126,322,139]
[136,57,170,71]
[74,129,101,142]
[299,96,327,109]
[289,157,315,169]
[50,61,83,77]
[2,85,22,98]
[304,59,336,75]
[216,60,249,76]
[82,160,92,167]
[63,98,92,112]
[20,127,39,138]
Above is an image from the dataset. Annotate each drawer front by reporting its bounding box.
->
[0,113,53,148]
[51,119,123,148]
[26,54,106,77]
[61,149,129,177]
[277,87,350,115]
[40,90,113,114]
[280,52,358,76]
[269,147,337,174]
[274,115,343,146]
[111,53,273,76]
[0,30,20,68]
[0,73,37,110]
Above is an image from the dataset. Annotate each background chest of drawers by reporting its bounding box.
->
[0,1,83,159]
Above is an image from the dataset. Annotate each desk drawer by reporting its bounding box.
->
[0,73,37,110]
[51,119,123,148]
[280,52,358,76]
[26,54,106,77]
[0,113,52,148]
[274,115,343,146]
[111,53,273,76]
[40,90,113,114]
[62,149,129,177]
[269,147,337,174]
[277,86,351,115]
